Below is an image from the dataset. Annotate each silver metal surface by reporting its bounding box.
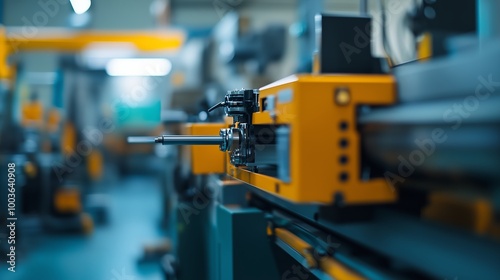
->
[276,126,290,182]
[360,0,368,15]
[478,0,500,44]
[394,41,500,103]
[219,129,230,151]
[127,136,156,144]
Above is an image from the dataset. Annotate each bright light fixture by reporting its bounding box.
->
[106,58,172,77]
[70,0,92,15]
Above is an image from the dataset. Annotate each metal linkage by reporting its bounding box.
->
[210,89,260,166]
[208,89,260,123]
[127,88,260,167]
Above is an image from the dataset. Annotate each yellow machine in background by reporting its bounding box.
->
[0,26,184,235]
[21,97,44,128]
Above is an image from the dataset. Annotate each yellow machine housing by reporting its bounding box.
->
[182,123,226,175]
[54,187,82,214]
[21,100,44,127]
[226,74,397,205]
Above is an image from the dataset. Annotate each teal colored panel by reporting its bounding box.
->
[115,101,161,128]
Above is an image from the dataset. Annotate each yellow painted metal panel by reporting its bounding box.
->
[418,32,433,61]
[228,74,397,205]
[320,258,365,280]
[275,228,365,280]
[21,101,44,127]
[54,188,81,214]
[183,123,225,175]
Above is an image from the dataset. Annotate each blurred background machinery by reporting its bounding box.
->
[1,0,500,280]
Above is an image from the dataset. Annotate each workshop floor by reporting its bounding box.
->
[0,174,166,280]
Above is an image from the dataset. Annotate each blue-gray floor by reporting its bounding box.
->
[0,175,166,280]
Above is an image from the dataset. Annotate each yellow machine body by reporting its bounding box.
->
[54,188,82,214]
[87,150,104,181]
[227,74,397,205]
[182,123,226,175]
[21,100,44,127]
[418,32,433,61]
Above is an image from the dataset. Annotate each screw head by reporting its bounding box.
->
[335,88,351,106]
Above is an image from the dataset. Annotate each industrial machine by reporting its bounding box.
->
[128,2,500,279]
[140,13,291,279]
[0,26,184,262]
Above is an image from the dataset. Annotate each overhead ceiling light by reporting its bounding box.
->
[106,58,172,77]
[70,0,92,15]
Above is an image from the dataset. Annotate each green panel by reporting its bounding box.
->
[176,200,210,280]
[216,205,280,280]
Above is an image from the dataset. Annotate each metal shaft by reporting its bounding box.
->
[127,136,156,144]
[128,135,223,145]
[156,135,223,145]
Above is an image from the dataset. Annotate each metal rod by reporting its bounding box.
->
[155,135,223,145]
[360,0,368,15]
[127,136,156,144]
[128,135,223,145]
[478,0,500,48]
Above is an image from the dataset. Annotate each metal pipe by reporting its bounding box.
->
[128,135,223,145]
[478,0,500,47]
[127,136,157,144]
[360,0,368,15]
[155,135,223,145]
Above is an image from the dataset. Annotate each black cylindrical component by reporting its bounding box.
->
[155,135,223,145]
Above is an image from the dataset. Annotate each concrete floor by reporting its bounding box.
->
[0,174,166,280]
